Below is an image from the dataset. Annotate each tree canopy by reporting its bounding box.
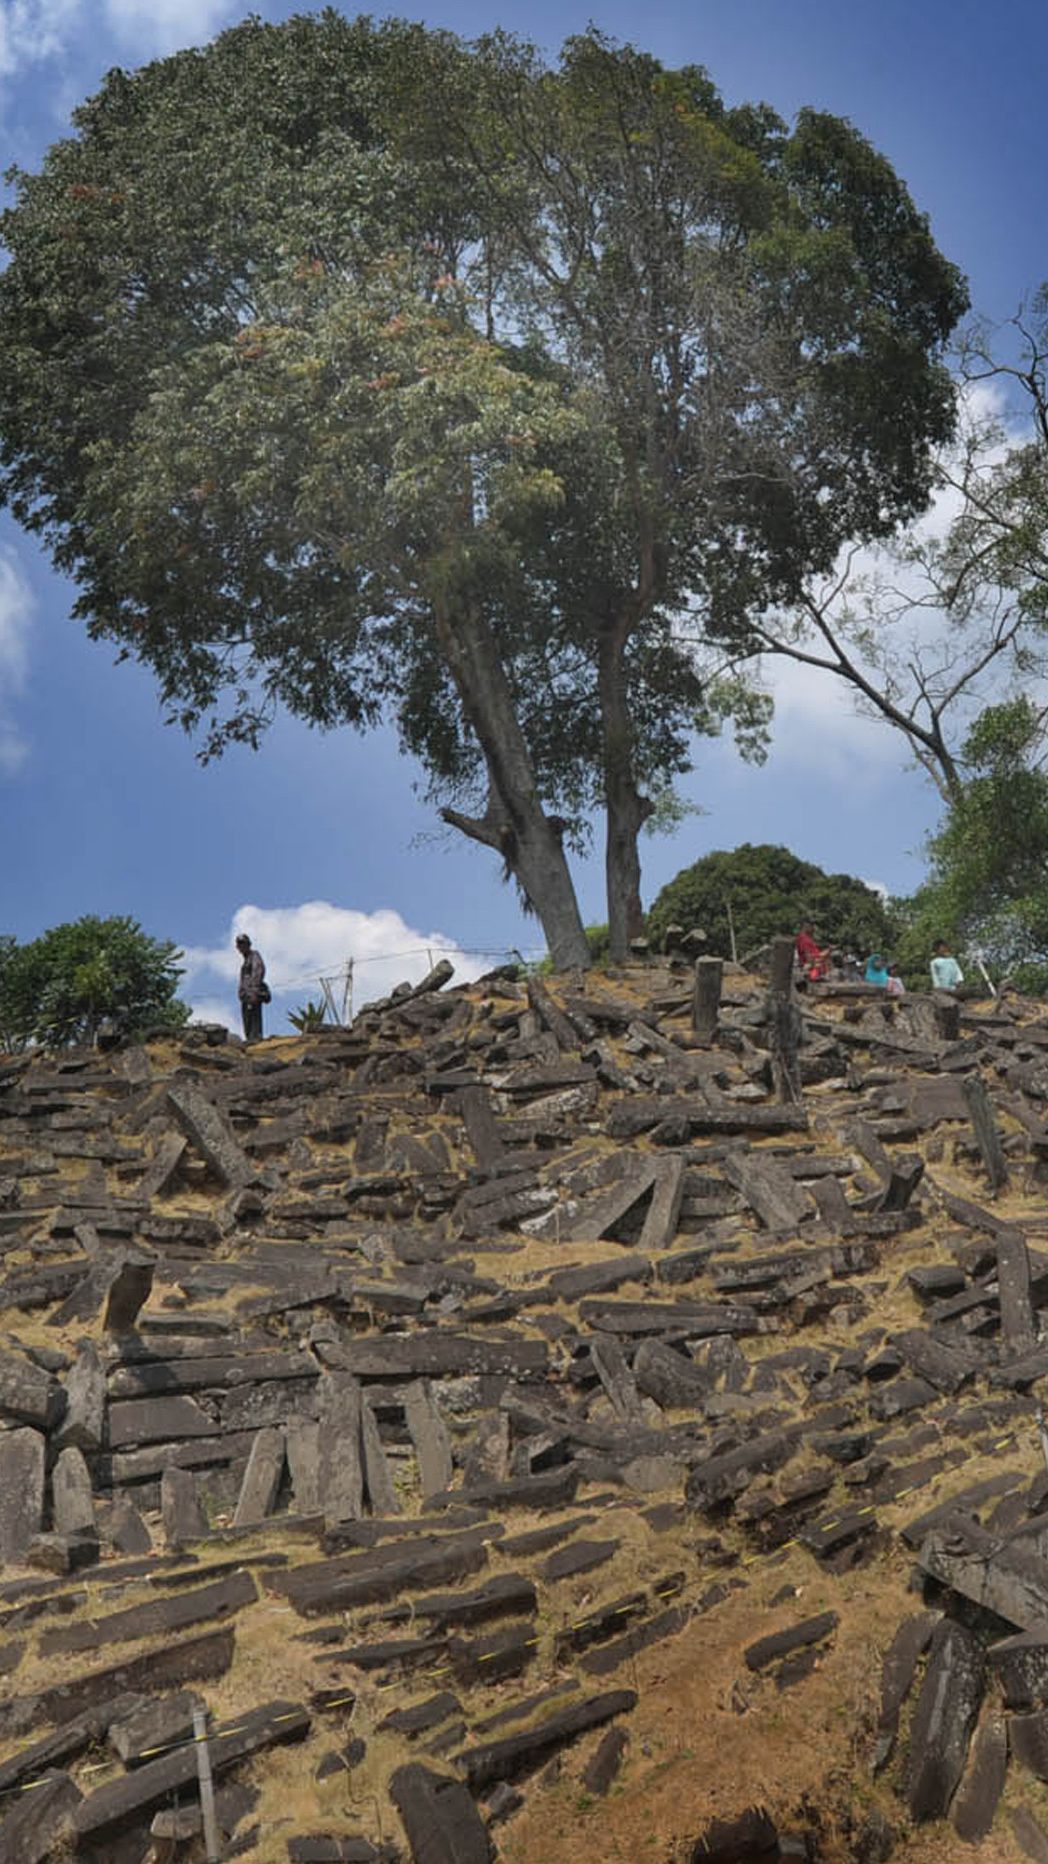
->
[0,917,189,1050]
[0,15,967,964]
[889,696,1048,990]
[647,842,898,960]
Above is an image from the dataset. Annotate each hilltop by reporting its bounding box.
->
[1,958,1048,1861]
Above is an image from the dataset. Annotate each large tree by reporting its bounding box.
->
[454,33,967,952]
[0,17,967,962]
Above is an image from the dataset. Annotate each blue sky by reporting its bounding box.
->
[0,0,1044,1025]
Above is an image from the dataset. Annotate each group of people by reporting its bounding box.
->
[235,922,968,1047]
[795,922,965,997]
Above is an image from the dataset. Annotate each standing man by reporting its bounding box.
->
[236,933,267,1042]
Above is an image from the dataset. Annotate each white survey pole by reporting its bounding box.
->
[192,1705,221,1862]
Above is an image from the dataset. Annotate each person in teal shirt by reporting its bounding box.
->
[864,953,889,987]
[930,939,964,991]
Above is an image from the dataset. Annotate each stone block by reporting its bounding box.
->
[0,1429,44,1565]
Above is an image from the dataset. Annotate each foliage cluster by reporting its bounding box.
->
[646,843,898,962]
[0,14,967,966]
[288,999,328,1034]
[0,916,188,1051]
[891,697,1048,991]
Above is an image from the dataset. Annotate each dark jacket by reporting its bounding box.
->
[238,949,266,1005]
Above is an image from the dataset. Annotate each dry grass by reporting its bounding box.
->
[7,978,1048,1861]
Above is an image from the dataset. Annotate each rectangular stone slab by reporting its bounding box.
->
[558,1159,661,1243]
[638,1157,686,1251]
[108,1429,256,1486]
[720,1152,813,1232]
[686,1427,803,1509]
[890,1329,977,1395]
[166,1081,253,1188]
[73,1697,309,1844]
[428,1466,579,1512]
[546,1254,652,1303]
[988,1632,1048,1709]
[107,1394,219,1448]
[903,1618,984,1820]
[919,1517,1048,1634]
[233,1427,285,1528]
[39,1569,257,1657]
[107,1350,317,1398]
[0,1348,56,1429]
[108,1689,202,1766]
[278,1531,489,1617]
[578,1298,765,1337]
[605,1098,808,1139]
[0,1768,81,1864]
[447,1622,538,1687]
[389,1762,492,1864]
[403,1381,453,1501]
[0,1429,44,1565]
[332,1335,548,1379]
[744,1611,839,1672]
[874,1611,938,1772]
[454,1688,636,1788]
[952,1704,1008,1843]
[390,1573,537,1632]
[0,1627,236,1739]
[998,1230,1038,1358]
[633,1337,713,1410]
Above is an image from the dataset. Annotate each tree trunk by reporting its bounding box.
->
[598,631,651,961]
[434,599,591,971]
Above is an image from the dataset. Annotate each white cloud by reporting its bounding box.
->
[103,0,234,57]
[186,995,239,1033]
[0,0,79,80]
[752,653,904,788]
[180,901,495,1029]
[0,547,35,773]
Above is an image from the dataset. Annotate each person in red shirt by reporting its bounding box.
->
[795,920,830,982]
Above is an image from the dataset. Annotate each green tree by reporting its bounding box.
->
[894,697,1048,989]
[443,32,966,955]
[647,843,897,960]
[0,18,966,965]
[0,917,189,1050]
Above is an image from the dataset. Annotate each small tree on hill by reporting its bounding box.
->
[0,916,189,1050]
[893,697,1048,991]
[647,843,897,960]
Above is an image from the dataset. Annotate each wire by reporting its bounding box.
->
[259,944,545,994]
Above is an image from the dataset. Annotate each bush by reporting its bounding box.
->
[0,915,189,1050]
[647,843,897,961]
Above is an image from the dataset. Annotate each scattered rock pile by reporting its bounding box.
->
[3,957,1048,1858]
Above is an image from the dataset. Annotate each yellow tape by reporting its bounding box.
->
[0,1412,1035,1802]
